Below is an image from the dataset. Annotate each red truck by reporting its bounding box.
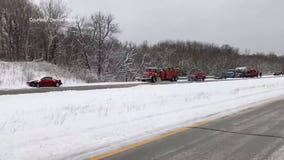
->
[188,72,206,81]
[245,69,259,78]
[137,67,179,83]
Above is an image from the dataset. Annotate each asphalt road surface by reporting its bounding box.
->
[100,99,284,160]
[0,83,142,96]
[0,76,281,96]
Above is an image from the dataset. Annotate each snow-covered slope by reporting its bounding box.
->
[0,61,84,89]
[1,77,284,160]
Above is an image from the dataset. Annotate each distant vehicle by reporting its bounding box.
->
[214,71,237,79]
[215,68,243,79]
[235,72,245,78]
[214,74,223,79]
[224,71,236,78]
[274,68,284,76]
[273,71,283,76]
[159,68,179,81]
[245,69,259,78]
[215,67,259,79]
[188,72,206,81]
[136,67,179,83]
[27,77,62,87]
[235,66,259,78]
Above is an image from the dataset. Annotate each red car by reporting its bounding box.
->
[27,77,62,87]
[188,72,206,81]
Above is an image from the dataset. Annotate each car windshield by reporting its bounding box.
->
[41,77,52,80]
[226,72,234,75]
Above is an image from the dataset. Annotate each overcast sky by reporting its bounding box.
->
[38,0,284,54]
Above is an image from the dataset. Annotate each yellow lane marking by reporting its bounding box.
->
[90,119,215,160]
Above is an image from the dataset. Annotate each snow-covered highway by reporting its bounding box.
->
[0,75,280,96]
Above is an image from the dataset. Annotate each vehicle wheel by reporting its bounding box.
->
[175,77,178,81]
[55,83,60,87]
[36,83,40,88]
[151,76,157,83]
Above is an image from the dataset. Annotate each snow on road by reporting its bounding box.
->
[1,77,284,160]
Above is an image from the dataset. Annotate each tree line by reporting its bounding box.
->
[1,0,283,81]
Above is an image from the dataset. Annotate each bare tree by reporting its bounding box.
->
[88,12,120,80]
[109,42,137,81]
[1,0,283,81]
[39,0,68,63]
[70,12,120,81]
[73,17,92,70]
[0,0,38,61]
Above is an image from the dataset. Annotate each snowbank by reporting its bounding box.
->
[1,77,284,160]
[0,61,84,89]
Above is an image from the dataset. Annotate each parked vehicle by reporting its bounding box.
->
[188,72,206,81]
[214,71,236,79]
[235,67,259,78]
[234,67,248,78]
[215,67,259,79]
[136,67,179,83]
[27,77,62,87]
[274,68,284,76]
[214,73,224,79]
[245,69,259,77]
[137,67,159,82]
[273,71,282,76]
[159,68,179,81]
[224,71,236,78]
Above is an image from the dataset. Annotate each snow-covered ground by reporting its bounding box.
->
[0,61,84,89]
[1,77,284,160]
[0,61,147,90]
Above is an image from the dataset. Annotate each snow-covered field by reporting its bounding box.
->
[1,77,284,160]
[0,61,84,89]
